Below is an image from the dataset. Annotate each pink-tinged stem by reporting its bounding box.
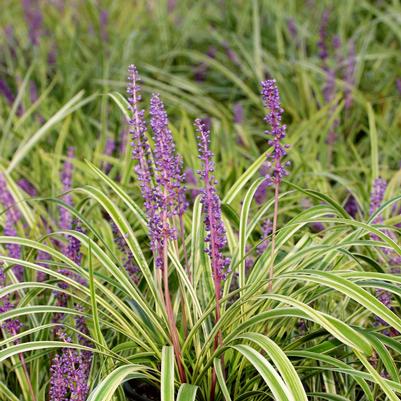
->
[162,240,186,383]
[268,182,280,292]
[12,329,37,401]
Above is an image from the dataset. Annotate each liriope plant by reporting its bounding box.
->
[1,64,401,401]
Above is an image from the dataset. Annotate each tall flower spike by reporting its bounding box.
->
[318,9,330,62]
[22,0,43,46]
[150,93,188,219]
[344,40,356,109]
[260,80,290,291]
[127,65,164,264]
[59,147,74,231]
[195,119,230,281]
[260,79,290,186]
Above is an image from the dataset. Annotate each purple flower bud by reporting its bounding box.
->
[344,40,356,109]
[370,178,387,217]
[257,219,272,255]
[318,9,330,62]
[221,41,240,66]
[0,79,16,106]
[397,78,401,95]
[344,194,359,218]
[30,80,39,104]
[287,18,297,40]
[260,79,289,187]
[22,0,43,46]
[168,0,176,13]
[48,45,57,65]
[185,168,201,200]
[59,147,74,231]
[17,178,37,197]
[254,178,269,205]
[233,102,244,124]
[111,222,139,283]
[100,9,109,42]
[103,137,115,174]
[194,46,217,82]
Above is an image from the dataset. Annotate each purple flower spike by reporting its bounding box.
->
[22,0,43,46]
[260,80,290,187]
[184,168,201,200]
[222,41,240,66]
[195,119,230,281]
[30,80,39,104]
[323,66,336,105]
[287,18,297,40]
[103,137,115,174]
[127,65,161,261]
[150,93,188,217]
[370,178,387,217]
[233,102,244,124]
[111,222,139,283]
[257,219,272,255]
[254,179,269,205]
[0,79,24,116]
[59,147,75,231]
[397,79,401,95]
[194,46,217,82]
[18,178,37,197]
[344,194,358,218]
[100,9,109,42]
[318,10,330,62]
[65,221,83,265]
[0,79,16,106]
[344,41,356,109]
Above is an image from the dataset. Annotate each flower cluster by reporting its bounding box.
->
[49,331,91,401]
[195,118,230,281]
[127,65,157,250]
[150,93,188,218]
[111,222,139,284]
[344,194,358,218]
[127,66,187,267]
[257,219,273,255]
[260,79,290,187]
[370,178,387,217]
